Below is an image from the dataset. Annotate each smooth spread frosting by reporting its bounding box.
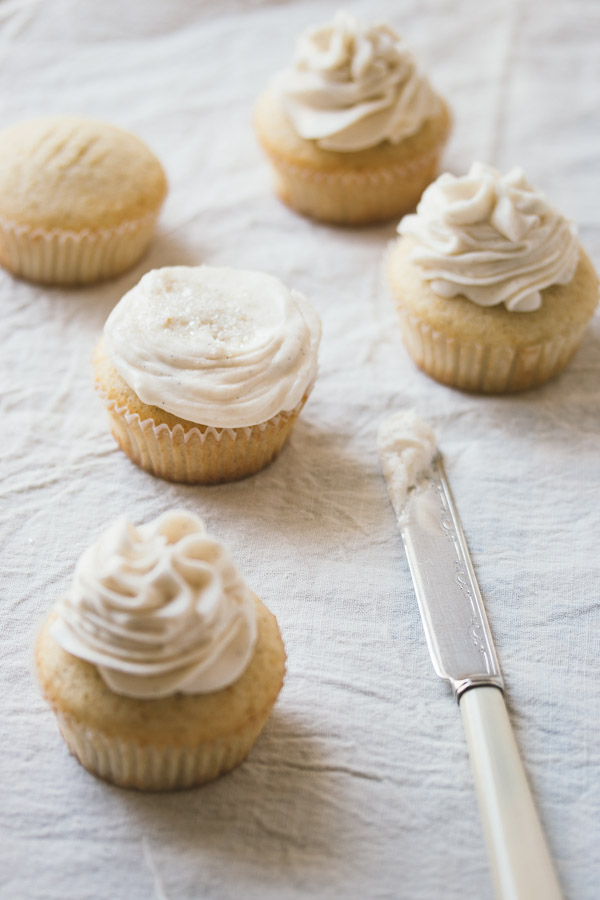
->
[277,11,440,152]
[377,411,437,524]
[399,162,579,312]
[51,511,257,699]
[103,265,321,428]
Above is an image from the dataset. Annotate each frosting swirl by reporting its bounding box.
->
[51,511,257,699]
[277,12,440,152]
[103,265,321,428]
[399,162,579,311]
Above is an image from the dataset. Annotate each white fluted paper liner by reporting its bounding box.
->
[54,709,268,791]
[264,142,446,225]
[0,212,159,285]
[397,309,587,392]
[101,392,309,483]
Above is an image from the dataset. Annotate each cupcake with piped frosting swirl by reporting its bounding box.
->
[35,510,286,791]
[388,162,598,392]
[94,264,321,483]
[254,11,451,225]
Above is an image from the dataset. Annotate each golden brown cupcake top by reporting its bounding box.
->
[0,115,167,232]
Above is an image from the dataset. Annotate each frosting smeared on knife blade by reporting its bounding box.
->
[377,411,504,696]
[377,410,437,524]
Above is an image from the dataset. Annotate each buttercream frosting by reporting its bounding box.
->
[377,411,437,524]
[103,265,321,428]
[277,11,440,152]
[51,511,258,699]
[399,162,579,312]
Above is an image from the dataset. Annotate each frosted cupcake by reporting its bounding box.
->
[95,265,321,483]
[35,510,286,791]
[388,162,599,392]
[254,12,451,226]
[0,116,167,284]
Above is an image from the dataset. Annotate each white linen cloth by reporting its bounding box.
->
[1,1,599,898]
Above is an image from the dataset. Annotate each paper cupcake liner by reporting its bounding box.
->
[397,309,587,392]
[102,393,308,484]
[54,709,268,791]
[263,141,446,225]
[0,212,159,285]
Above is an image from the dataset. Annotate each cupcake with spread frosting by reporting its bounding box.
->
[0,116,167,284]
[94,264,322,483]
[35,510,286,790]
[254,11,451,225]
[388,162,599,392]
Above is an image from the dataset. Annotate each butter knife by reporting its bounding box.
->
[380,435,563,900]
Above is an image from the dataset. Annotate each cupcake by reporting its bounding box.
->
[388,162,599,392]
[0,116,167,284]
[35,510,286,791]
[254,11,451,226]
[94,265,322,483]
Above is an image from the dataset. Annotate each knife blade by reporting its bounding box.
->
[378,413,563,900]
[401,454,504,699]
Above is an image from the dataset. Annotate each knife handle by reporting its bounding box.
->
[460,687,563,900]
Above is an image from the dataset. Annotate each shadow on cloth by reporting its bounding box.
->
[107,709,347,877]
[177,417,388,559]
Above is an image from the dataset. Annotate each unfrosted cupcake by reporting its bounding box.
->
[35,510,286,791]
[254,11,451,225]
[388,162,599,392]
[0,116,167,284]
[95,265,321,483]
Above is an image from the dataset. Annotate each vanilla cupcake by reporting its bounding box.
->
[35,511,286,791]
[95,265,321,483]
[254,12,451,226]
[0,116,167,284]
[388,163,599,392]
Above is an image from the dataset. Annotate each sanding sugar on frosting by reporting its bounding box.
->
[103,265,322,428]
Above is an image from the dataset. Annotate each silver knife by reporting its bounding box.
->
[381,437,563,900]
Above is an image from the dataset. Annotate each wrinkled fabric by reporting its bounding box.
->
[1,2,599,900]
